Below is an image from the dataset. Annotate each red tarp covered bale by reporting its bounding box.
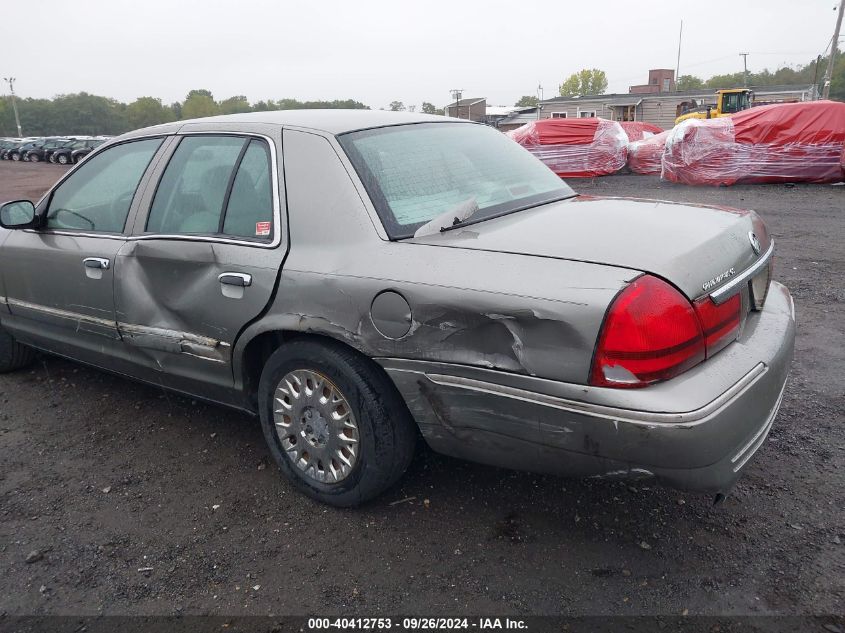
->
[662,100,845,186]
[627,130,670,175]
[507,118,628,178]
[619,121,663,142]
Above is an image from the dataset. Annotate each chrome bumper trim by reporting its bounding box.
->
[421,362,767,429]
[731,377,787,472]
[710,240,774,305]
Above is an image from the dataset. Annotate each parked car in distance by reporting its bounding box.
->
[50,138,92,165]
[0,139,25,159]
[67,138,107,164]
[17,138,63,162]
[2,138,42,161]
[0,111,795,507]
[26,137,76,163]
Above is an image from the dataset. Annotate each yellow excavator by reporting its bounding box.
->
[675,88,754,125]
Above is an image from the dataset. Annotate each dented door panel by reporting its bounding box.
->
[114,239,283,397]
[111,128,287,400]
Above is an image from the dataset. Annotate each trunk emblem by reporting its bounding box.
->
[749,231,761,256]
[703,268,736,292]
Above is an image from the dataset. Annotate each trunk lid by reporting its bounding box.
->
[408,195,770,300]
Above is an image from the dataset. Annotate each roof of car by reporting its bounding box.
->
[126,109,468,138]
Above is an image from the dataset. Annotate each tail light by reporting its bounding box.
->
[693,293,741,357]
[590,274,742,388]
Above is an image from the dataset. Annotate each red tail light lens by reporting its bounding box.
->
[694,293,741,357]
[590,275,706,388]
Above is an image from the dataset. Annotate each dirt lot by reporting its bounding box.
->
[0,161,843,617]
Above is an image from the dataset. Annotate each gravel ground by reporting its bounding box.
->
[0,161,843,617]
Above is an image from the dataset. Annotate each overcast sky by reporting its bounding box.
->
[4,0,840,108]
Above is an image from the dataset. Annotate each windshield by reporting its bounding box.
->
[338,122,575,239]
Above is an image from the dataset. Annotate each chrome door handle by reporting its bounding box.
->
[83,257,110,270]
[218,272,252,287]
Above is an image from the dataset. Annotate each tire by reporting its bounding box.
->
[57,154,69,165]
[258,338,417,507]
[29,154,39,163]
[0,325,35,373]
[11,153,20,161]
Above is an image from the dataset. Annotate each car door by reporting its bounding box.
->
[0,136,168,369]
[114,130,287,402]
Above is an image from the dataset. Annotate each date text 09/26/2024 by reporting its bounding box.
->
[307,617,528,630]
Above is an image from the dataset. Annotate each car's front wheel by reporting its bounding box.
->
[0,326,35,373]
[258,339,416,507]
[28,154,39,163]
[57,154,69,165]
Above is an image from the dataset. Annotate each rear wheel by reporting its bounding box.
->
[0,326,35,373]
[258,339,416,507]
[11,153,20,161]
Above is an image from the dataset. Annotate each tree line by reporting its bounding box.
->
[556,55,845,99]
[5,55,843,137]
[676,53,844,96]
[0,89,370,137]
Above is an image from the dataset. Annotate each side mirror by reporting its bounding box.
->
[0,200,38,229]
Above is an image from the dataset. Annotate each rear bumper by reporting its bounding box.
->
[379,282,795,495]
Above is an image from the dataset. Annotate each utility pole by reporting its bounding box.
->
[450,89,463,119]
[536,83,543,119]
[3,77,22,137]
[822,0,844,99]
[675,19,683,91]
[739,52,750,87]
[812,54,823,99]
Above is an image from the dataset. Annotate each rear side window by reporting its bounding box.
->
[146,135,274,241]
[222,140,273,239]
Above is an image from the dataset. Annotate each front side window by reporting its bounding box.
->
[338,122,574,239]
[146,135,274,241]
[46,137,163,233]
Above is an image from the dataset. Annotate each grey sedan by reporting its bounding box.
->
[0,111,795,506]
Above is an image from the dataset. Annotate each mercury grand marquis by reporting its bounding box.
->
[0,111,795,506]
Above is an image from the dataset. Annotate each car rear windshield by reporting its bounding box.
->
[338,122,574,239]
